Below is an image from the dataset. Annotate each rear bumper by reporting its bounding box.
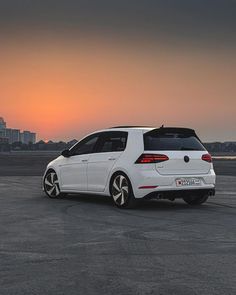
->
[143,188,215,200]
[130,167,216,198]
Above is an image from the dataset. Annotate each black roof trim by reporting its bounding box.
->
[110,125,153,129]
[157,127,195,133]
[145,127,197,136]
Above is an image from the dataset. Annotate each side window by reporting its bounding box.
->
[97,132,128,153]
[70,134,99,156]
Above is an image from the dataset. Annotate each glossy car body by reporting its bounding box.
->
[43,127,216,206]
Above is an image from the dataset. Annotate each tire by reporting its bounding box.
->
[110,173,137,209]
[43,170,66,198]
[183,194,209,205]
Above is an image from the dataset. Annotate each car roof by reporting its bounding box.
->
[88,126,196,136]
[108,126,195,133]
[75,126,197,144]
[108,126,154,132]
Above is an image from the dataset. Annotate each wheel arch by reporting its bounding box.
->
[44,166,57,179]
[45,167,56,174]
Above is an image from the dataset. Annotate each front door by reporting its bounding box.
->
[59,133,100,192]
[59,154,89,191]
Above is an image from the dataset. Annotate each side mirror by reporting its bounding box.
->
[61,149,71,158]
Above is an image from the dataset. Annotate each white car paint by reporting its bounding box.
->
[43,127,216,199]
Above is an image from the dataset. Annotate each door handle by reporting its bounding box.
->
[108,158,116,161]
[81,159,88,162]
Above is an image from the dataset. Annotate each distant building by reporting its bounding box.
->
[0,117,6,129]
[0,128,8,143]
[12,129,20,143]
[0,137,9,144]
[5,128,11,140]
[21,131,36,144]
[0,120,8,143]
[0,129,5,138]
[0,117,36,144]
[4,128,20,144]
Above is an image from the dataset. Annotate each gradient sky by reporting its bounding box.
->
[0,0,235,142]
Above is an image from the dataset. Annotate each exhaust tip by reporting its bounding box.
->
[208,189,215,196]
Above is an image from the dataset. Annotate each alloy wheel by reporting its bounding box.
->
[111,175,129,206]
[44,172,61,198]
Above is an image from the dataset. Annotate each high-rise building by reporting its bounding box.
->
[0,122,8,144]
[4,128,20,144]
[5,128,12,142]
[0,117,36,144]
[0,117,6,129]
[11,129,21,143]
[0,129,6,139]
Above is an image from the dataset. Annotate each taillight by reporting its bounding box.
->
[135,154,169,164]
[139,185,158,189]
[202,153,212,163]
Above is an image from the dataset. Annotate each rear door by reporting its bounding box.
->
[143,128,210,175]
[87,131,128,192]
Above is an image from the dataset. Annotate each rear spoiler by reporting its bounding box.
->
[144,127,201,140]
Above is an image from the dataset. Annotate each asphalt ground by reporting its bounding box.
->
[0,151,60,176]
[0,153,235,294]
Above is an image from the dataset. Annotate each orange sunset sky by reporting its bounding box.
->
[0,1,235,142]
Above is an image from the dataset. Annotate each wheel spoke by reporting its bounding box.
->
[122,186,128,193]
[113,181,120,192]
[50,173,55,184]
[45,178,53,187]
[113,192,121,201]
[48,186,55,195]
[119,175,124,188]
[120,192,125,205]
[55,184,60,196]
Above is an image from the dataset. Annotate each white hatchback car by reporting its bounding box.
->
[43,126,216,208]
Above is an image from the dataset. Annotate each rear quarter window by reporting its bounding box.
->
[97,131,128,153]
[144,133,206,151]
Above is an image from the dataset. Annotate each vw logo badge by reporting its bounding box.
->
[184,156,190,163]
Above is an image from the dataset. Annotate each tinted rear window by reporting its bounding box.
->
[144,132,205,151]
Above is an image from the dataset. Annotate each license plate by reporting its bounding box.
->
[176,178,201,187]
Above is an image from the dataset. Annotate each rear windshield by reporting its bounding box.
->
[144,132,206,151]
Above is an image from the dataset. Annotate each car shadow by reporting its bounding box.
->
[59,193,207,212]
[64,193,114,207]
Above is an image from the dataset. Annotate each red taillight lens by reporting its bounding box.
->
[139,185,158,189]
[135,154,169,164]
[202,153,212,163]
